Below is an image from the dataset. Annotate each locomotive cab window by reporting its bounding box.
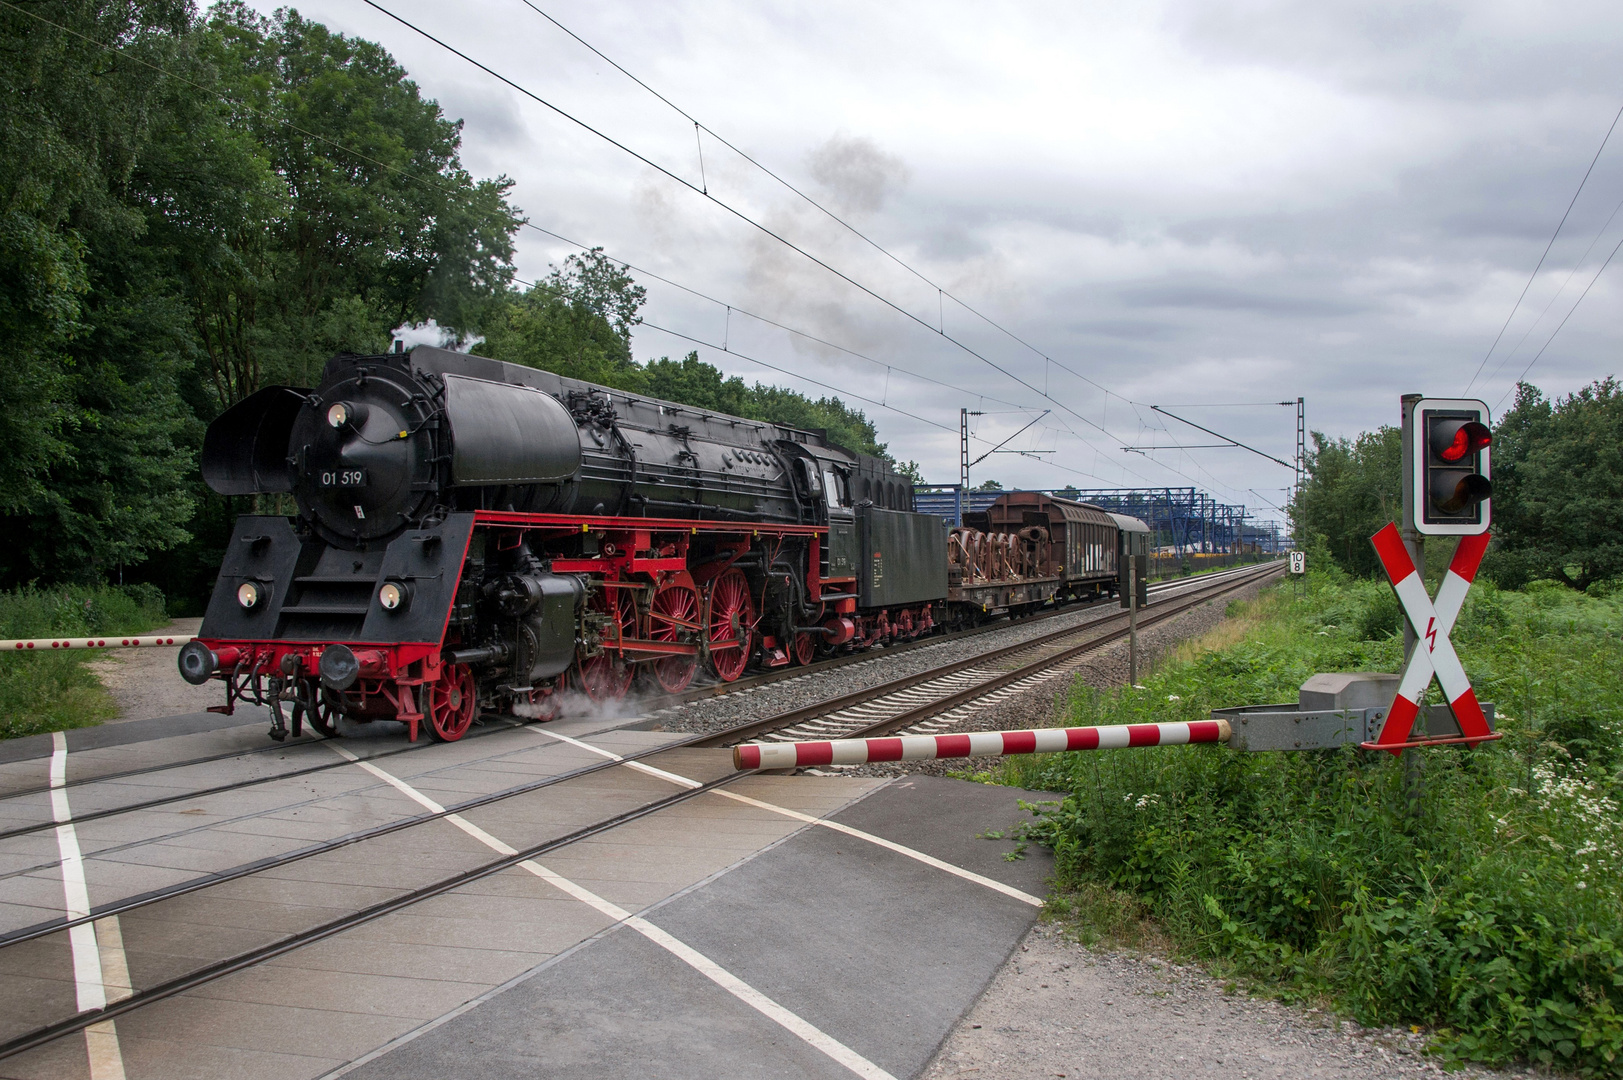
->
[823,469,849,509]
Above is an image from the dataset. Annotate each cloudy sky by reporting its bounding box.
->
[257,0,1623,527]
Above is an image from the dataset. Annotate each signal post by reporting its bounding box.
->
[1370,395,1497,761]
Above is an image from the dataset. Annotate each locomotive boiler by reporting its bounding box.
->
[180,345,943,741]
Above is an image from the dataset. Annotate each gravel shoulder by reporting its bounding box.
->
[922,922,1535,1080]
[86,617,217,722]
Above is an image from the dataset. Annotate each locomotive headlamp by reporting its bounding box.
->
[327,402,350,428]
[237,581,263,609]
[378,581,409,611]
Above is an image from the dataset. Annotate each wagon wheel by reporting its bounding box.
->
[791,630,816,667]
[704,568,755,683]
[574,588,637,703]
[426,663,477,742]
[647,576,700,693]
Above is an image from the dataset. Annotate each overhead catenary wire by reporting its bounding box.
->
[359,0,1175,485]
[19,0,1250,502]
[513,0,1127,407]
[1494,227,1623,411]
[1466,100,1623,394]
[1477,184,1623,394]
[1149,406,1296,471]
[637,321,1122,482]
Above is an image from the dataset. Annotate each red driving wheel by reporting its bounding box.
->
[647,576,700,693]
[426,663,477,742]
[791,630,816,666]
[705,568,755,683]
[575,588,637,702]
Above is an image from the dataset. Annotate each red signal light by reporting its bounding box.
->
[1438,421,1491,463]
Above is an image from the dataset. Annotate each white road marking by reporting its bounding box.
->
[50,732,128,1080]
[538,730,1043,907]
[327,743,894,1080]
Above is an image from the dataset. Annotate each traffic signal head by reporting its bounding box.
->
[1411,398,1491,535]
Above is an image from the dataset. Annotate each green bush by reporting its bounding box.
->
[1001,572,1623,1075]
[0,585,168,740]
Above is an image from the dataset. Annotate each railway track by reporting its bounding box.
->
[691,559,1282,751]
[0,561,1271,841]
[0,563,1271,891]
[0,558,1278,1060]
[665,560,1271,705]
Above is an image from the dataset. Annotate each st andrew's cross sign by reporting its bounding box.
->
[1362,524,1500,752]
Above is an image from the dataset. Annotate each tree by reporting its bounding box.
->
[743,384,887,458]
[177,4,520,405]
[974,479,1004,492]
[1288,427,1401,577]
[894,460,924,484]
[1489,379,1623,591]
[0,0,198,582]
[481,248,644,388]
[486,249,893,460]
[642,352,752,415]
[0,2,524,589]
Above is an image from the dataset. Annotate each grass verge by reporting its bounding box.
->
[0,585,168,740]
[992,568,1623,1076]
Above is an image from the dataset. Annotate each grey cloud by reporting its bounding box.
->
[1117,283,1370,317]
[1073,319,1184,342]
[294,0,1623,519]
[1169,0,1623,98]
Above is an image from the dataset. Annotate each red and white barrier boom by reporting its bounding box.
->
[732,720,1231,771]
[0,636,183,651]
[1364,524,1497,752]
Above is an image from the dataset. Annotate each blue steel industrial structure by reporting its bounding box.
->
[914,485,1287,554]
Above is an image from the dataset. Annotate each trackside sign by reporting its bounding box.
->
[1362,524,1499,752]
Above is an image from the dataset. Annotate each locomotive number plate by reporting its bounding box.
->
[319,469,368,488]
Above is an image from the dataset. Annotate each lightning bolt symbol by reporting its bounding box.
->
[1425,616,1437,652]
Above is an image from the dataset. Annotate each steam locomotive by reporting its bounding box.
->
[179,345,1144,741]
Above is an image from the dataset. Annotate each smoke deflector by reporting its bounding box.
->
[201,386,311,495]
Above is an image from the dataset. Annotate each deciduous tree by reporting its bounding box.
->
[1489,379,1623,591]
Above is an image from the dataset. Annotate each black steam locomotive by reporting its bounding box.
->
[181,345,1142,742]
